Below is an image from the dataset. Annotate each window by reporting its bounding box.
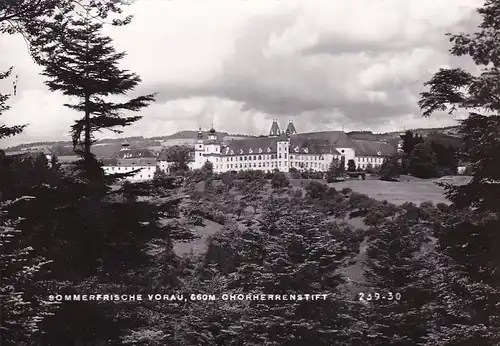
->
[258,155,262,160]
[253,155,256,160]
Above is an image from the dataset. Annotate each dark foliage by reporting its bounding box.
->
[347,159,356,172]
[408,143,439,179]
[27,3,154,175]
[379,154,400,181]
[160,145,192,172]
[271,171,290,190]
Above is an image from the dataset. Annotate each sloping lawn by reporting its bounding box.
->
[173,219,223,256]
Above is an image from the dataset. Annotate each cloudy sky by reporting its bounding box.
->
[0,0,484,147]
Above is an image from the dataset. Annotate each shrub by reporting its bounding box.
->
[340,188,352,195]
[305,181,327,199]
[271,171,290,190]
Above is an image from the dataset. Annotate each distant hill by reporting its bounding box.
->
[4,126,461,158]
[4,130,256,158]
[347,126,460,141]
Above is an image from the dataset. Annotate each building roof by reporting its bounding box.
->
[352,140,397,157]
[219,131,396,157]
[117,158,157,166]
[222,135,288,156]
[102,158,118,166]
[289,137,340,155]
[292,131,356,147]
[116,148,156,159]
[103,157,157,166]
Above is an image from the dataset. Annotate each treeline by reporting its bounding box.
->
[378,130,464,181]
[1,0,500,345]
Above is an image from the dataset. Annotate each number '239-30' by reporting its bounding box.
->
[358,292,401,301]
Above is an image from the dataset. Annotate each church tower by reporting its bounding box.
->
[269,119,281,137]
[120,141,131,158]
[204,125,222,172]
[194,127,205,169]
[285,120,297,136]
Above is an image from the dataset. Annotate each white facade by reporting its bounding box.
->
[102,164,156,182]
[192,129,391,174]
[355,154,385,170]
[101,121,396,181]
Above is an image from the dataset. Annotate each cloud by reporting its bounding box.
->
[0,0,485,147]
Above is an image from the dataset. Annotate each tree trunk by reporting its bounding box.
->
[84,93,91,156]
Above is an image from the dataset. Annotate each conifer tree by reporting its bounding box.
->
[29,3,154,178]
[361,213,435,345]
[0,197,59,345]
[0,83,58,345]
[196,198,364,345]
[418,1,500,344]
[0,68,26,139]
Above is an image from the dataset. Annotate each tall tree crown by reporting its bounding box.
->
[419,0,500,212]
[30,6,155,154]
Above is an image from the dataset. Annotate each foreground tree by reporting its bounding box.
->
[0,68,26,139]
[418,1,500,344]
[361,213,434,345]
[418,0,500,212]
[0,92,58,345]
[30,3,154,178]
[191,198,365,345]
[0,197,59,345]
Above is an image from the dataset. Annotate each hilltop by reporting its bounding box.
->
[3,125,461,158]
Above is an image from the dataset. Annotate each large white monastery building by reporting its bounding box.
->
[101,120,396,181]
[189,120,396,174]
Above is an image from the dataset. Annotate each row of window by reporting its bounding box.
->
[222,160,331,170]
[225,161,286,169]
[107,166,154,171]
[199,153,327,161]
[357,157,383,163]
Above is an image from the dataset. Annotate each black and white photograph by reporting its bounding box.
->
[1,0,499,345]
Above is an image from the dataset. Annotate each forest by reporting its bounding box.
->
[1,1,500,345]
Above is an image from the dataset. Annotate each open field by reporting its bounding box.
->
[329,175,471,205]
[172,175,471,256]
